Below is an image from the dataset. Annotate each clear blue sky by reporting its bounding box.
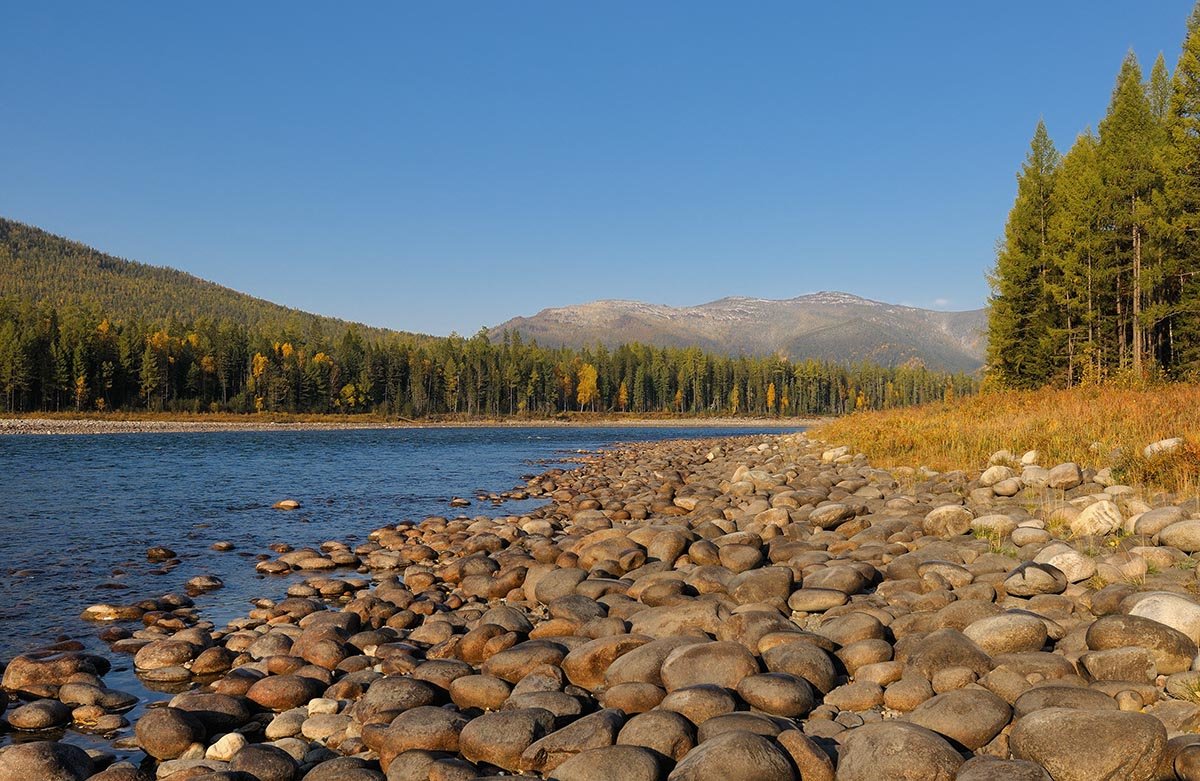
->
[2,2,1195,336]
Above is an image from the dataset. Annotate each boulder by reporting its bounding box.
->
[667,730,795,781]
[459,708,555,772]
[1071,500,1122,537]
[1127,592,1200,644]
[1159,520,1200,553]
[659,641,759,692]
[0,741,92,781]
[923,505,973,538]
[551,745,664,781]
[135,707,206,760]
[905,688,1011,750]
[835,722,963,781]
[1010,708,1165,781]
[1087,613,1197,674]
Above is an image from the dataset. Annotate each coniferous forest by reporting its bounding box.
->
[989,8,1200,387]
[0,220,974,417]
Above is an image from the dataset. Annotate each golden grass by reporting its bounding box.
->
[811,385,1200,494]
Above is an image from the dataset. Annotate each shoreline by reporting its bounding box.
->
[0,415,819,436]
[4,430,1200,778]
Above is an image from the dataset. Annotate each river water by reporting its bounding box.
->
[1,426,796,664]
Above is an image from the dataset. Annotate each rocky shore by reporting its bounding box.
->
[6,432,1200,779]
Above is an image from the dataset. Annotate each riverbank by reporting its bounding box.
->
[812,385,1200,493]
[0,415,817,436]
[7,429,1200,779]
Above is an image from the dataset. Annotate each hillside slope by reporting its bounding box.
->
[0,218,410,340]
[491,292,988,371]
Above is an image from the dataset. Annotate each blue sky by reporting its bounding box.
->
[2,2,1195,335]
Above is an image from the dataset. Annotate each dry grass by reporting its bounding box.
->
[812,385,1200,494]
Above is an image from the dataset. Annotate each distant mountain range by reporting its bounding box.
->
[490,292,987,372]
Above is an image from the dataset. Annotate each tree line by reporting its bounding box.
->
[988,4,1200,387]
[0,297,976,417]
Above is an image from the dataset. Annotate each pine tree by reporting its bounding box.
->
[140,343,163,409]
[987,120,1060,387]
[1098,52,1160,375]
[1166,2,1200,372]
[1047,131,1105,384]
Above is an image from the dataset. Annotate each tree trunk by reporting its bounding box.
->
[1133,215,1143,376]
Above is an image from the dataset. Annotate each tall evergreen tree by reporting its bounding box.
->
[1165,2,1200,372]
[987,120,1060,387]
[1047,131,1105,384]
[1098,52,1159,375]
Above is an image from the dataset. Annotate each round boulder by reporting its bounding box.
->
[228,744,299,781]
[552,745,664,781]
[1010,707,1165,781]
[835,722,962,780]
[905,688,1011,750]
[135,706,206,760]
[659,641,759,692]
[667,730,795,781]
[0,741,92,781]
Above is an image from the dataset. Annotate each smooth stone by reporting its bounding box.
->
[905,689,1011,750]
[659,641,759,692]
[667,730,795,781]
[1004,562,1067,596]
[955,756,1051,781]
[962,613,1047,656]
[135,707,206,760]
[1137,506,1187,537]
[617,710,696,762]
[552,745,664,781]
[1159,520,1200,552]
[0,741,93,781]
[1033,543,1096,583]
[971,514,1018,537]
[735,673,816,718]
[1047,463,1083,490]
[923,505,973,538]
[7,699,71,731]
[519,708,624,774]
[1071,500,1122,537]
[786,588,848,613]
[458,708,555,772]
[375,706,469,770]
[1010,708,1166,781]
[904,629,993,679]
[1080,646,1156,682]
[228,744,299,781]
[835,722,963,781]
[1127,592,1200,644]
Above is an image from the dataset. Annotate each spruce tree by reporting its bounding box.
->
[1047,131,1104,384]
[1098,52,1159,375]
[987,120,1060,387]
[1165,2,1200,372]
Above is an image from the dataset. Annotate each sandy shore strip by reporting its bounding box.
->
[0,416,817,436]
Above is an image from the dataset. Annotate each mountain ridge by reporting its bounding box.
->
[0,217,420,342]
[491,292,987,372]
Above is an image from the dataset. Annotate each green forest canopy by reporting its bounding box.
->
[0,218,976,416]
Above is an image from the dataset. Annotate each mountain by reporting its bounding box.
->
[0,217,416,341]
[491,291,988,372]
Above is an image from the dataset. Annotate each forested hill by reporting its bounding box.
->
[0,218,412,342]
